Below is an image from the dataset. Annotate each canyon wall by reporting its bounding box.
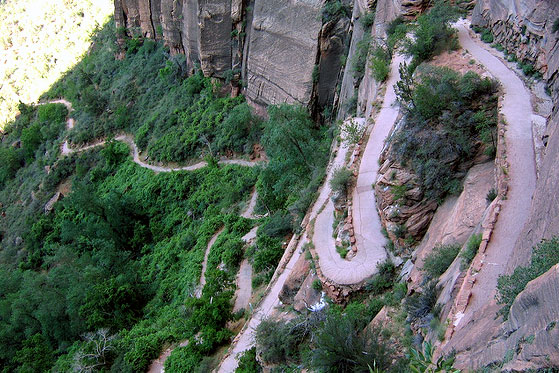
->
[114,0,353,109]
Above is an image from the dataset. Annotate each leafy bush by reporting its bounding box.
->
[496,237,559,319]
[236,347,262,373]
[322,0,351,22]
[553,18,559,33]
[423,244,461,278]
[486,187,497,203]
[393,65,498,201]
[309,313,393,372]
[481,29,494,43]
[255,319,307,364]
[405,280,438,321]
[404,1,460,71]
[365,259,396,295]
[260,212,292,238]
[460,233,482,269]
[330,167,353,195]
[360,11,375,29]
[369,45,391,82]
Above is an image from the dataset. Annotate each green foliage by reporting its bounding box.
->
[369,44,391,82]
[312,279,323,291]
[486,187,497,203]
[255,318,307,364]
[236,347,262,373]
[481,29,494,43]
[0,0,113,127]
[360,11,376,29]
[392,65,498,201]
[365,260,396,295]
[257,104,331,221]
[423,244,460,278]
[496,237,559,319]
[553,18,559,33]
[404,1,460,71]
[322,0,351,22]
[405,280,439,321]
[460,233,482,269]
[352,34,372,85]
[409,341,459,372]
[309,313,393,373]
[13,334,54,373]
[330,167,353,195]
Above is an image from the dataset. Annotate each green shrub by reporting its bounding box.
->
[329,167,353,195]
[460,233,482,270]
[404,1,460,71]
[360,11,375,29]
[312,279,323,291]
[322,0,351,22]
[309,313,393,372]
[369,45,391,82]
[423,244,461,278]
[365,259,396,295]
[255,319,307,364]
[236,347,262,373]
[481,29,494,43]
[553,18,559,33]
[486,187,497,203]
[405,280,438,321]
[497,237,559,319]
[393,65,498,201]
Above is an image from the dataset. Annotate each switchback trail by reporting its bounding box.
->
[39,99,262,172]
[217,135,352,372]
[453,20,536,327]
[312,52,405,285]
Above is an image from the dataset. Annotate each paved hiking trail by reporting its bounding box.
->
[454,20,536,327]
[313,53,405,285]
[217,133,352,372]
[218,50,408,372]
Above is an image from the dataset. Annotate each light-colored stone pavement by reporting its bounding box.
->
[454,19,536,327]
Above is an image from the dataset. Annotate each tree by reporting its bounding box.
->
[13,333,53,373]
[72,329,117,372]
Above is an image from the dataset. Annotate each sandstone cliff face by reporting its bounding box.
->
[115,0,353,107]
[243,0,324,106]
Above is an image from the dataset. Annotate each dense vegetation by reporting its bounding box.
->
[404,1,460,72]
[0,14,333,373]
[393,64,498,201]
[496,237,559,319]
[0,0,113,127]
[46,22,262,164]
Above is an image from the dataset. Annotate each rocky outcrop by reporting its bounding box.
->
[278,253,310,304]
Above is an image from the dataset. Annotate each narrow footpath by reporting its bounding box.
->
[40,99,261,172]
[453,20,537,327]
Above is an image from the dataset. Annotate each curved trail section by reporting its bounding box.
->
[40,99,261,172]
[217,133,352,372]
[313,53,405,285]
[40,99,261,372]
[454,20,536,326]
